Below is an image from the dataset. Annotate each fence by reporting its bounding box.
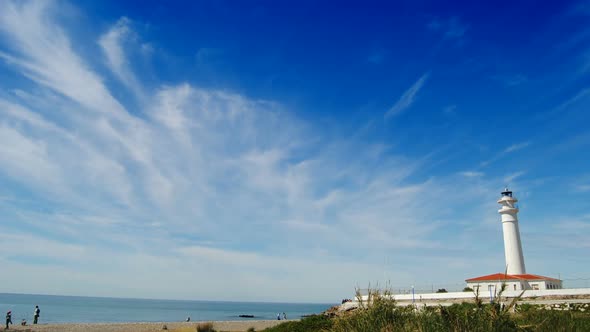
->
[355,277,590,296]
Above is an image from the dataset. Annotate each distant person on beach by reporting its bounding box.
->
[282,312,286,320]
[5,311,12,330]
[34,305,40,324]
[186,316,190,322]
[277,313,281,320]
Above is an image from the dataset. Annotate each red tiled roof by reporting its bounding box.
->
[465,273,560,282]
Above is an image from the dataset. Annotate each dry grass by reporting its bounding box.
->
[170,327,197,332]
[196,322,215,332]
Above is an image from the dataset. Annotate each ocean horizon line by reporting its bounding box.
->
[1,293,335,324]
[0,292,336,305]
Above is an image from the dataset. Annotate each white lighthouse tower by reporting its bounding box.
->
[466,188,564,291]
[498,188,526,275]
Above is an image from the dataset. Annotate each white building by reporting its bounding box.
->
[466,188,562,291]
[466,273,563,292]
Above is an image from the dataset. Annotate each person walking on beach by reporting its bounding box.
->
[33,305,40,324]
[282,312,286,320]
[5,311,12,330]
[277,313,281,320]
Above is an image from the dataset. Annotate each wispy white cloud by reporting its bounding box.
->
[575,184,590,192]
[526,215,590,261]
[0,2,456,299]
[98,17,144,97]
[427,17,468,40]
[572,175,590,192]
[480,141,532,167]
[504,141,531,153]
[99,17,132,79]
[0,0,564,301]
[0,232,87,262]
[460,171,484,177]
[555,88,590,113]
[0,1,125,116]
[503,171,526,184]
[385,73,429,118]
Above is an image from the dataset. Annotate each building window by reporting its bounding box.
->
[531,284,539,290]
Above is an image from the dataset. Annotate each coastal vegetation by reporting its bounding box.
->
[196,322,215,332]
[262,314,333,332]
[262,288,590,332]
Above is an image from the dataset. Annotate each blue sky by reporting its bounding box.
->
[0,0,589,302]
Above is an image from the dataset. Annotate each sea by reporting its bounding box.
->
[0,293,335,324]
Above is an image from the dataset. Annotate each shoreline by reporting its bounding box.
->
[5,320,294,332]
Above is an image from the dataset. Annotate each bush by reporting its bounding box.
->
[332,289,416,332]
[436,288,448,293]
[262,315,332,332]
[463,287,473,292]
[514,309,590,332]
[196,322,215,332]
[262,285,590,332]
[262,303,590,332]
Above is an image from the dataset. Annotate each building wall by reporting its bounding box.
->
[468,281,525,293]
[357,286,583,303]
[466,279,563,291]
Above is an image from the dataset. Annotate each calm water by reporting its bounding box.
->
[0,293,334,323]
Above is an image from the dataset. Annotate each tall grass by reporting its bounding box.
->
[332,286,515,332]
[196,322,215,332]
[262,314,333,332]
[262,283,590,332]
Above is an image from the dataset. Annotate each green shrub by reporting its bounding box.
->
[262,315,332,332]
[515,309,590,332]
[332,289,417,332]
[196,322,215,332]
[263,285,590,332]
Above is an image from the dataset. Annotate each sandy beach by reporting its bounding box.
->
[4,320,291,332]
